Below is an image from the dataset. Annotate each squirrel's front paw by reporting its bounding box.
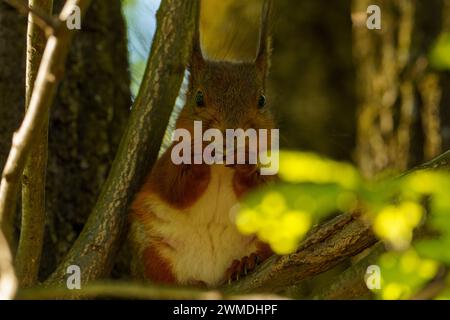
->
[224,253,263,284]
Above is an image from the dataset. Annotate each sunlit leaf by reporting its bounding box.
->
[373,202,424,250]
[278,151,361,189]
[376,249,439,300]
[235,148,450,298]
[429,32,450,70]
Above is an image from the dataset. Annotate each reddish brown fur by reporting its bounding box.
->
[145,145,211,210]
[129,0,275,285]
[143,243,176,284]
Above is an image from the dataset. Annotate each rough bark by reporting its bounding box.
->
[224,213,377,294]
[221,150,450,296]
[38,0,131,280]
[0,4,26,170]
[12,147,450,299]
[0,2,26,246]
[45,0,200,285]
[307,243,385,299]
[0,0,132,281]
[0,0,91,253]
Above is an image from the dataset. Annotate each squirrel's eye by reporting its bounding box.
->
[258,94,266,109]
[195,91,205,107]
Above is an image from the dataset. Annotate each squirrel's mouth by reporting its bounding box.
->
[173,120,276,168]
[211,147,257,162]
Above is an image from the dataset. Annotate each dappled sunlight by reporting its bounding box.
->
[237,149,450,299]
[378,249,439,300]
[278,151,361,189]
[373,202,423,250]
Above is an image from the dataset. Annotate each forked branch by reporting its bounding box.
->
[0,0,91,246]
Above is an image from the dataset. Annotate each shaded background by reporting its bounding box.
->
[1,0,449,280]
[125,0,450,171]
[125,0,357,162]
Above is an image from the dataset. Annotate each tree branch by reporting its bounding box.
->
[3,0,58,34]
[14,0,53,288]
[44,0,200,285]
[0,0,91,246]
[307,243,384,299]
[224,213,377,294]
[0,229,17,299]
[17,281,222,300]
[16,281,286,300]
[223,150,450,295]
[405,149,450,173]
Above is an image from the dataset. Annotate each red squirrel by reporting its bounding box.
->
[128,0,275,287]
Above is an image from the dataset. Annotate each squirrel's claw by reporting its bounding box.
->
[224,253,262,285]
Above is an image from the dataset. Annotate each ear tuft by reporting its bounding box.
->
[255,0,273,76]
[189,1,205,71]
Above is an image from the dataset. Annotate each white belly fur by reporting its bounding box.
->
[148,165,258,286]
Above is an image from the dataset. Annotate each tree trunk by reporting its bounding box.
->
[0,0,134,281]
[0,3,26,246]
[38,0,131,280]
[272,0,356,161]
[353,0,450,177]
[0,4,26,172]
[44,0,199,286]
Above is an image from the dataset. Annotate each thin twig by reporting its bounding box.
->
[0,0,91,247]
[3,0,58,34]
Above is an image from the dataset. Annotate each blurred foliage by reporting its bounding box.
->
[377,249,439,299]
[237,150,450,298]
[430,32,450,70]
[121,0,450,299]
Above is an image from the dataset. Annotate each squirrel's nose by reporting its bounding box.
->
[224,111,243,129]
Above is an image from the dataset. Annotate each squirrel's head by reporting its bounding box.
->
[178,0,274,132]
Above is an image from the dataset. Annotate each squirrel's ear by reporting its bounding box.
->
[189,3,205,71]
[255,0,273,77]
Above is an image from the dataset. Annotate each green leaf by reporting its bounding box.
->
[429,32,450,70]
